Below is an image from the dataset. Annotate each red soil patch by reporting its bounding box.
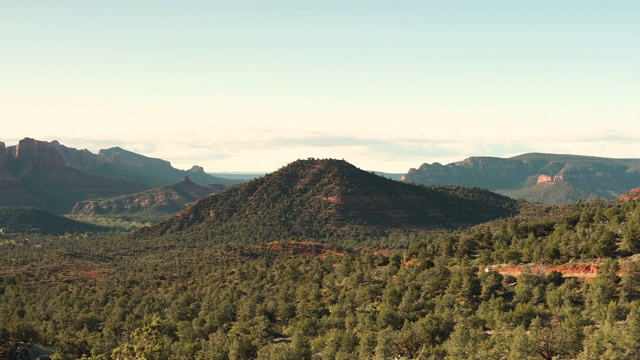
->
[405,258,420,267]
[9,260,110,285]
[318,195,341,203]
[492,263,607,279]
[84,269,108,281]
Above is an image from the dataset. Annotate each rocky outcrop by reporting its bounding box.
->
[537,174,564,184]
[537,175,554,184]
[188,165,206,174]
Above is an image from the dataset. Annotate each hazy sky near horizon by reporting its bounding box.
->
[2,1,639,172]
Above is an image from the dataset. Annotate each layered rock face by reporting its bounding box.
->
[7,138,69,172]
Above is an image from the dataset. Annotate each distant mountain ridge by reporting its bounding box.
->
[133,158,522,243]
[47,141,239,187]
[401,153,640,204]
[0,138,239,214]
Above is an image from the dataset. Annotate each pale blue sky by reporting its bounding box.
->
[2,1,639,172]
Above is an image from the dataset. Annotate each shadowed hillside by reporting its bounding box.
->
[70,177,225,223]
[0,207,106,234]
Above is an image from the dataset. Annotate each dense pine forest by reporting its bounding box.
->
[2,199,640,359]
[3,0,637,357]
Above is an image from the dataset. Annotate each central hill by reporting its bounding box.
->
[134,158,522,242]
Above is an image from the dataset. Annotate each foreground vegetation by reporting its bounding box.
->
[2,200,640,359]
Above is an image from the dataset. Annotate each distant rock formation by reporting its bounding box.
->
[401,153,640,204]
[0,138,240,214]
[188,165,206,174]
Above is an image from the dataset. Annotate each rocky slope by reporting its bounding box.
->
[133,158,522,243]
[401,153,640,204]
[70,176,225,221]
[620,187,640,202]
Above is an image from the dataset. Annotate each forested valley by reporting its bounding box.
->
[3,199,640,359]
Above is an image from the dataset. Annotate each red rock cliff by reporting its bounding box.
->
[8,138,68,171]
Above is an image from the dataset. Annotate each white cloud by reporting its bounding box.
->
[6,128,634,174]
[226,129,640,172]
